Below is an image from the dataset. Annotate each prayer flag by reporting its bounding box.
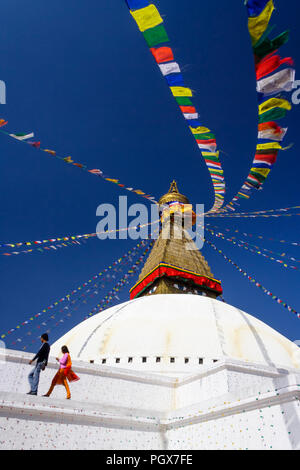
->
[159,62,181,76]
[253,31,290,59]
[150,46,174,63]
[248,0,274,46]
[259,97,291,114]
[257,68,295,96]
[143,24,169,47]
[10,132,34,140]
[130,4,163,32]
[189,126,211,135]
[256,142,282,151]
[198,141,217,152]
[29,141,41,148]
[43,149,56,155]
[258,107,287,123]
[184,113,199,120]
[165,74,185,87]
[179,106,197,114]
[246,0,270,18]
[126,0,149,10]
[175,97,193,106]
[256,53,294,81]
[170,86,193,97]
[258,127,287,141]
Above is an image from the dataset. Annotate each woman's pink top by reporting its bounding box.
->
[59,353,69,369]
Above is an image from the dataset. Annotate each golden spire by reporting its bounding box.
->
[159,180,190,206]
[130,182,222,300]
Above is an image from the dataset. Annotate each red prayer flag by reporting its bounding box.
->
[29,141,41,148]
[258,121,282,133]
[150,47,174,63]
[179,106,197,114]
[254,153,278,165]
[256,53,294,80]
[196,139,217,145]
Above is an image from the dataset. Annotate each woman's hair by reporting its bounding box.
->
[61,345,69,354]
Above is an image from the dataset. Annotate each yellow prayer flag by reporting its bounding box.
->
[189,126,211,135]
[251,168,271,177]
[105,178,119,183]
[259,98,291,115]
[130,4,163,32]
[202,151,220,158]
[256,142,282,151]
[170,87,193,97]
[248,0,274,46]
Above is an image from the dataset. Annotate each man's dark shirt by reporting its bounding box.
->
[32,342,50,365]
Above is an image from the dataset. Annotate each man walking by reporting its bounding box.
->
[27,333,50,396]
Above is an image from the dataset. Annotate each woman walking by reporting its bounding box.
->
[43,346,79,400]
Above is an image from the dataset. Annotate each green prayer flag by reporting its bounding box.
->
[204,155,220,163]
[193,132,215,140]
[250,170,267,182]
[258,107,287,124]
[142,24,169,47]
[175,97,193,106]
[254,31,290,59]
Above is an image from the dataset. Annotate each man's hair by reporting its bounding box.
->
[41,333,49,341]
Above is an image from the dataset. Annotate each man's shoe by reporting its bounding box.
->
[42,394,49,397]
[27,391,37,395]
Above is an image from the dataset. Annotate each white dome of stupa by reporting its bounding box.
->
[51,294,300,373]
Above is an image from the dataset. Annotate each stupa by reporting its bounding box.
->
[0,183,300,450]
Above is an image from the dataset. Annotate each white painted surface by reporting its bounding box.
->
[0,349,300,450]
[1,294,300,450]
[51,295,300,371]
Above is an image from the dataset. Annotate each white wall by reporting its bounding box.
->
[0,348,300,450]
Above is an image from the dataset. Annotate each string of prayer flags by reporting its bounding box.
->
[15,241,154,349]
[1,239,88,257]
[206,211,300,218]
[205,204,300,216]
[124,0,226,212]
[204,227,299,271]
[222,0,295,212]
[0,127,158,204]
[9,241,154,348]
[9,265,125,346]
[1,240,150,340]
[0,219,156,253]
[205,222,300,246]
[205,237,300,319]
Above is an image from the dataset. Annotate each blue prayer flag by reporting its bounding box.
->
[246,0,270,18]
[165,74,185,87]
[126,0,150,11]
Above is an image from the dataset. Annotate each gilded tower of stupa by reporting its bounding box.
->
[130,181,222,299]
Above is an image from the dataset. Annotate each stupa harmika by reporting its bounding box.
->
[0,183,300,450]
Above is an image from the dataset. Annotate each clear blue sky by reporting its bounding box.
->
[1,0,299,351]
